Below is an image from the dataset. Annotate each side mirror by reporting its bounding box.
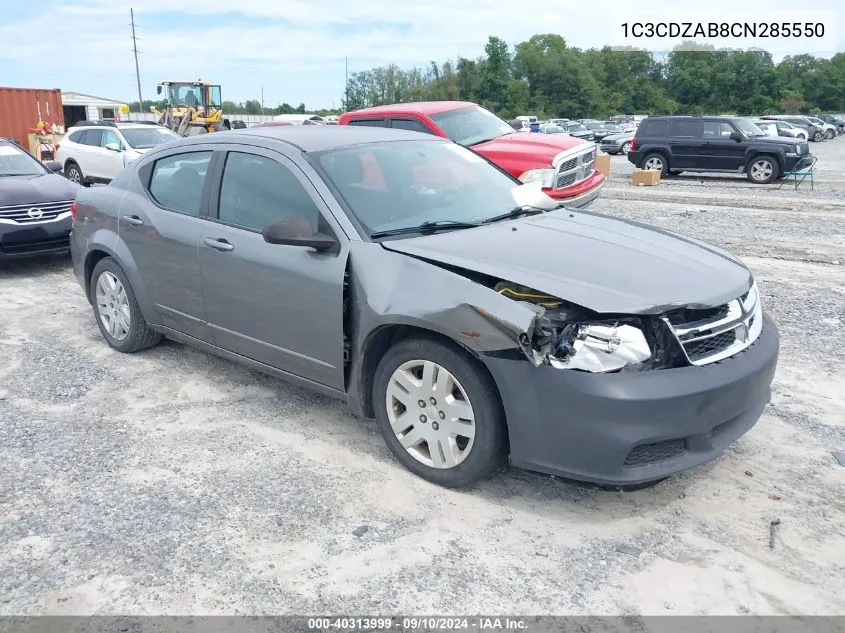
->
[43,160,62,173]
[262,218,339,253]
[729,131,743,142]
[105,142,122,152]
[157,85,162,95]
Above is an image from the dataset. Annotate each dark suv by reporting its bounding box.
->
[628,116,812,184]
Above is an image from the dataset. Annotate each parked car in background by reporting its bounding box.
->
[56,121,181,185]
[547,118,570,126]
[752,120,804,140]
[805,116,837,140]
[559,122,595,141]
[629,116,812,184]
[70,125,778,488]
[814,114,845,134]
[600,130,636,154]
[538,123,568,134]
[760,115,825,142]
[339,101,605,208]
[584,122,611,141]
[0,138,80,259]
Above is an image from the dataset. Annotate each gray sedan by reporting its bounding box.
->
[600,131,635,155]
[70,126,778,488]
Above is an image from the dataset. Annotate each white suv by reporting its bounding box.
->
[56,122,181,185]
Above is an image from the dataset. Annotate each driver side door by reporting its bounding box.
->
[198,145,348,390]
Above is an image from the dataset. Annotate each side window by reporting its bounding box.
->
[218,152,320,232]
[702,121,734,138]
[81,130,103,146]
[638,119,668,137]
[347,118,386,127]
[390,118,433,134]
[669,120,700,137]
[148,151,213,215]
[101,130,123,149]
[68,130,85,143]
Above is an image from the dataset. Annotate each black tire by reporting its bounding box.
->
[64,161,89,187]
[641,152,668,177]
[620,141,631,154]
[372,337,508,487]
[813,131,823,142]
[746,155,778,184]
[825,129,834,140]
[89,257,162,353]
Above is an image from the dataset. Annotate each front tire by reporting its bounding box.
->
[641,152,668,177]
[746,156,778,184]
[813,131,823,142]
[64,161,89,187]
[825,129,835,140]
[90,257,162,353]
[373,337,508,487]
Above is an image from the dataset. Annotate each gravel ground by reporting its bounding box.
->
[1,140,844,616]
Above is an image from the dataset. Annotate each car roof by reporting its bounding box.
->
[342,101,475,117]
[173,125,442,152]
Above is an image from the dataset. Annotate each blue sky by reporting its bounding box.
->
[0,0,842,110]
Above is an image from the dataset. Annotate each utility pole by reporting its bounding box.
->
[345,56,349,112]
[130,8,143,113]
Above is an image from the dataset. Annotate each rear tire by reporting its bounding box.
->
[641,152,668,177]
[90,257,162,353]
[372,337,508,488]
[620,141,631,154]
[825,129,834,140]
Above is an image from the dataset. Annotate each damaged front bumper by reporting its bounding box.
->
[480,313,779,485]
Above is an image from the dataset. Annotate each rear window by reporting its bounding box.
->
[68,130,85,143]
[347,119,386,127]
[637,119,668,137]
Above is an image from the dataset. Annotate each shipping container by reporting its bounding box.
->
[0,87,64,148]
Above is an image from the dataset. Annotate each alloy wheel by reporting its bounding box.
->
[385,359,476,469]
[749,159,774,182]
[621,142,631,154]
[67,166,81,183]
[95,271,131,341]
[644,156,663,171]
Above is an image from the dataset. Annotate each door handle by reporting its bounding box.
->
[204,237,234,252]
[121,215,144,226]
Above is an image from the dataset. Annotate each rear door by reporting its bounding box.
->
[119,147,217,342]
[698,120,745,171]
[198,144,348,389]
[75,129,103,178]
[666,119,701,169]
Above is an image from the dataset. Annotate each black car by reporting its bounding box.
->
[584,121,611,141]
[0,139,80,259]
[628,116,812,184]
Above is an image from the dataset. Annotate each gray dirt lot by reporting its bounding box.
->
[1,140,844,616]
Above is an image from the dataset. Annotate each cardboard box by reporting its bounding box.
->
[632,168,660,186]
[595,152,611,178]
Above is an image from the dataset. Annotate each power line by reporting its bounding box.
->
[130,8,143,110]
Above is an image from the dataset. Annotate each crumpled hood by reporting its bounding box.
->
[473,132,591,166]
[0,173,79,207]
[382,210,752,315]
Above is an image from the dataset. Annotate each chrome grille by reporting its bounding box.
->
[553,146,597,190]
[663,282,763,366]
[0,200,73,225]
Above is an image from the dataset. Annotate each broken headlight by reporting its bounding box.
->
[549,321,651,373]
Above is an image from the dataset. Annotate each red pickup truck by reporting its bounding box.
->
[338,101,605,208]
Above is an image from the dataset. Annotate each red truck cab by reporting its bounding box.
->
[338,101,605,208]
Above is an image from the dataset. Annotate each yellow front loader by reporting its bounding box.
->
[150,80,229,135]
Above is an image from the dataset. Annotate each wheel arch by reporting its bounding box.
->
[356,323,501,421]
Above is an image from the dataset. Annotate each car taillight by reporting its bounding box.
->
[630,138,637,151]
[70,200,78,220]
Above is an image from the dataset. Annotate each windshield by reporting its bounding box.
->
[166,84,206,108]
[0,143,46,176]
[567,124,588,133]
[312,140,552,238]
[120,127,181,149]
[604,123,622,132]
[585,122,606,130]
[734,118,766,137]
[429,106,514,146]
[541,125,565,134]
